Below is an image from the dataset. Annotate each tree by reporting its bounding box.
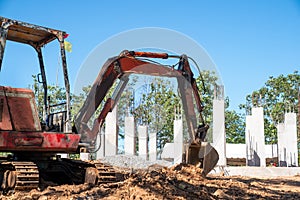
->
[196,70,245,144]
[195,70,218,125]
[132,77,180,150]
[31,75,67,121]
[239,71,300,145]
[225,110,245,143]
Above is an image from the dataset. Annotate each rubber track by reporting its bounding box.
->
[10,162,39,190]
[94,162,116,184]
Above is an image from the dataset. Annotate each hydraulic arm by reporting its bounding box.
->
[74,50,218,176]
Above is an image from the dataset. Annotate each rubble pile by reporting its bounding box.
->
[1,162,300,199]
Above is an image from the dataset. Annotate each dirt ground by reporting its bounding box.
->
[1,164,300,200]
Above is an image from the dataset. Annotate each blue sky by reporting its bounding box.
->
[0,0,299,112]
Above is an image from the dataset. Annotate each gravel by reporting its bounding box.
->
[101,155,173,169]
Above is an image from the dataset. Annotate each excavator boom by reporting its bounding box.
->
[74,50,219,176]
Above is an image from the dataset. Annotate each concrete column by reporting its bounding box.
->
[253,107,266,167]
[149,132,157,162]
[277,123,286,166]
[138,125,148,160]
[124,116,135,155]
[284,113,298,166]
[245,115,254,166]
[173,119,183,164]
[212,99,226,166]
[105,106,118,156]
[245,107,266,167]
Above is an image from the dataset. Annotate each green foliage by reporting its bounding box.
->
[196,70,218,125]
[225,110,245,143]
[197,71,245,144]
[31,75,67,121]
[71,85,92,118]
[71,82,121,129]
[69,154,80,160]
[132,78,180,150]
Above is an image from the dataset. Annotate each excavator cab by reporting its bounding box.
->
[0,16,72,133]
[0,16,80,155]
[0,17,125,192]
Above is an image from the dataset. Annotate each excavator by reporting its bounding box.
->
[0,16,218,191]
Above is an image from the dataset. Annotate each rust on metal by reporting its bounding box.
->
[57,31,71,132]
[0,131,80,152]
[0,86,41,131]
[0,98,3,122]
[0,16,67,48]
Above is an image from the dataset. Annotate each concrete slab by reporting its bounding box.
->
[265,144,277,158]
[211,166,300,177]
[226,144,246,158]
[226,143,277,159]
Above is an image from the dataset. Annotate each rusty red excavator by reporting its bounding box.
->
[0,16,218,191]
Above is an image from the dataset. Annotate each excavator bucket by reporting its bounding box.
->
[186,142,219,177]
[200,142,219,176]
[186,144,201,166]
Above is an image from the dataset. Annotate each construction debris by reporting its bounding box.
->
[1,164,299,199]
